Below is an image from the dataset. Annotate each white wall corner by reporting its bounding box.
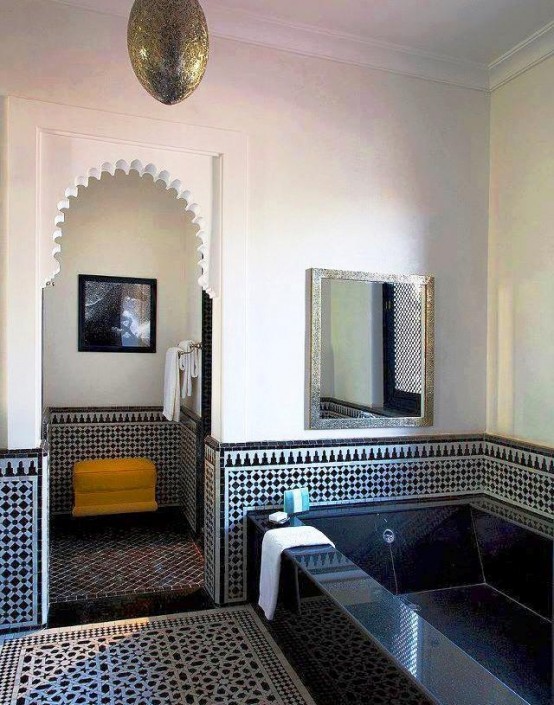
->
[0,97,8,448]
[489,20,554,91]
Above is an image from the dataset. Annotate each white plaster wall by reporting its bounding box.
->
[43,170,202,412]
[0,0,490,444]
[488,56,554,447]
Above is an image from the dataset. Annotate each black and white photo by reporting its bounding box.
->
[78,274,157,353]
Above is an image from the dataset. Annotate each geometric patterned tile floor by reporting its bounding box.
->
[39,513,433,704]
[50,509,204,603]
[0,606,316,705]
[267,597,433,705]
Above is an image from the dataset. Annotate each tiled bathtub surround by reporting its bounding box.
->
[2,428,551,632]
[204,434,553,604]
[47,406,203,533]
[0,449,47,633]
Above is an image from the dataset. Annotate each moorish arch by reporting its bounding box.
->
[47,159,214,298]
[6,97,248,449]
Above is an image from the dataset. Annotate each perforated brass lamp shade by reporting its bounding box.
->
[128,0,209,105]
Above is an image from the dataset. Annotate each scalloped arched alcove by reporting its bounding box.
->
[48,159,214,298]
[5,98,248,450]
[42,165,208,413]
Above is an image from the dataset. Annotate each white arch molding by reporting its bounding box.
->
[4,97,248,448]
[49,159,215,298]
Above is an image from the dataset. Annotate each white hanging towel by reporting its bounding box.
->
[258,526,335,620]
[178,340,200,398]
[163,347,181,421]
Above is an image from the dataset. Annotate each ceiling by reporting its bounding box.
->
[212,0,554,66]
[46,0,554,88]
[52,0,554,65]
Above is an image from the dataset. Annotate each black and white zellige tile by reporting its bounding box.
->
[0,606,315,705]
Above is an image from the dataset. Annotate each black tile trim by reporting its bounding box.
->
[0,448,44,458]
[204,433,554,474]
[47,406,170,425]
[180,406,202,426]
[212,433,483,451]
[48,406,164,412]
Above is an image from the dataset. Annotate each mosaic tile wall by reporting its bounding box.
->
[204,434,553,604]
[179,407,203,535]
[203,440,221,604]
[0,449,47,633]
[201,291,213,438]
[48,408,183,515]
[484,437,554,517]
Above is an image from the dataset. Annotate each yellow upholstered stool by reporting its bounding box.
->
[73,457,158,517]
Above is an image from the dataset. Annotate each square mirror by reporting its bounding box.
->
[308,269,434,429]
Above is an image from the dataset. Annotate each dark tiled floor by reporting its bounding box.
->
[267,597,433,705]
[49,509,205,604]
[48,587,215,628]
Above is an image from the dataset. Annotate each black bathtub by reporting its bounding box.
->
[249,498,553,705]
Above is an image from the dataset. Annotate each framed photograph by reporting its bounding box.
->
[78,274,157,353]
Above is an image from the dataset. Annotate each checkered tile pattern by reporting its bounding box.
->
[180,413,200,533]
[203,443,220,604]
[48,412,183,514]
[393,284,423,394]
[0,452,45,634]
[0,607,315,705]
[483,457,553,517]
[0,478,37,627]
[203,434,552,605]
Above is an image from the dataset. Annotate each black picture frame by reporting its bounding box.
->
[78,274,157,353]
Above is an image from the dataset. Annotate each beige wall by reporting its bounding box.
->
[43,171,202,412]
[488,56,554,447]
[0,0,491,444]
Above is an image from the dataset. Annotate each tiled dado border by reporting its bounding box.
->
[45,406,167,426]
[1,408,205,634]
[46,406,203,531]
[0,448,48,633]
[320,397,387,419]
[203,434,553,604]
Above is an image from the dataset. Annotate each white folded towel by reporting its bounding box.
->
[258,526,334,620]
[163,347,181,421]
[178,340,200,398]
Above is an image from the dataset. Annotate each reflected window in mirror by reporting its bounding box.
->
[308,270,434,429]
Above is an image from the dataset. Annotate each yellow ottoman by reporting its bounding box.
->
[73,458,158,517]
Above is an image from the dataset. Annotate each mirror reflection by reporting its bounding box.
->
[309,270,434,429]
